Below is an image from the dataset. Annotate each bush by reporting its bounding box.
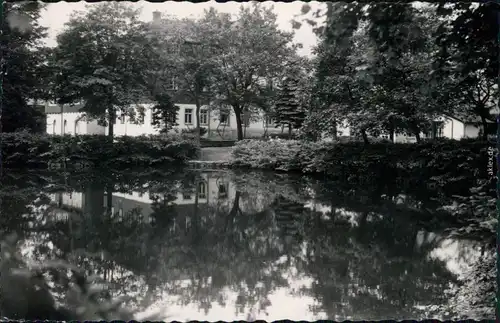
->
[181,127,208,137]
[267,132,300,140]
[200,140,235,147]
[231,139,303,171]
[230,138,490,193]
[0,132,199,169]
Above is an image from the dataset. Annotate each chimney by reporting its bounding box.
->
[153,11,161,23]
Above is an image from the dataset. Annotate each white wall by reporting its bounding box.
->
[46,113,105,135]
[438,116,465,140]
[109,173,236,207]
[464,124,480,138]
[86,119,106,135]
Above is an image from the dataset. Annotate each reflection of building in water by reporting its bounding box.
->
[47,173,236,224]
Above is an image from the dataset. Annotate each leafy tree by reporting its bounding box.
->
[1,2,49,133]
[299,3,452,143]
[200,4,298,140]
[433,2,499,139]
[363,3,445,142]
[52,3,155,138]
[145,15,215,139]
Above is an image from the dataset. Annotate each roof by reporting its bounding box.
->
[45,104,85,114]
[443,112,495,124]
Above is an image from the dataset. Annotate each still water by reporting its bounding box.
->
[0,168,485,320]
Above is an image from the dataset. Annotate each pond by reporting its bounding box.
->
[0,168,488,320]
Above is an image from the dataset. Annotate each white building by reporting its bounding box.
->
[42,100,279,140]
[43,102,105,135]
[323,113,492,143]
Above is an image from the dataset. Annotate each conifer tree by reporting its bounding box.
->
[274,74,306,139]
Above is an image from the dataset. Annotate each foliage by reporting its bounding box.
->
[231,139,303,171]
[199,4,299,140]
[0,233,165,321]
[52,3,156,137]
[1,2,49,133]
[433,2,499,139]
[1,167,492,320]
[439,178,497,239]
[150,93,180,133]
[181,127,208,137]
[230,138,489,196]
[144,14,216,133]
[0,132,199,169]
[296,3,498,142]
[273,73,306,138]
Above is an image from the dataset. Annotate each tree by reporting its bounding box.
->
[1,2,49,133]
[274,74,306,138]
[52,3,155,138]
[300,3,448,143]
[433,2,499,139]
[362,3,446,142]
[144,14,215,139]
[150,93,179,133]
[199,4,298,140]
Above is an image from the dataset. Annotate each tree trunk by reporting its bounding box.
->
[361,129,369,145]
[414,131,421,143]
[108,109,115,138]
[234,106,244,141]
[480,115,488,140]
[389,118,395,143]
[195,97,201,141]
[288,124,292,139]
[332,120,338,141]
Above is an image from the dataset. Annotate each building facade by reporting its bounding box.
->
[42,100,279,139]
[322,114,487,143]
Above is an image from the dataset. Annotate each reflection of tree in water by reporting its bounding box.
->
[0,169,483,320]
[295,205,458,320]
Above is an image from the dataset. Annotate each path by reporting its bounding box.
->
[199,147,233,161]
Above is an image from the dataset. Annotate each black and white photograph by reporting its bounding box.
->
[0,0,497,321]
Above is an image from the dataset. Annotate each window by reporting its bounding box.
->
[184,108,193,124]
[166,76,179,90]
[63,120,67,134]
[52,120,56,134]
[75,120,81,134]
[430,121,444,138]
[183,193,191,200]
[436,123,444,138]
[150,111,156,125]
[220,112,229,125]
[200,110,208,125]
[198,181,207,199]
[218,184,227,198]
[265,115,274,126]
[120,115,125,124]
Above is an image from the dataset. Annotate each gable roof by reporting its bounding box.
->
[45,104,85,114]
[443,112,495,124]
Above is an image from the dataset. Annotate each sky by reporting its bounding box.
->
[38,1,325,57]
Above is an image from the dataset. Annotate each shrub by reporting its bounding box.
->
[230,138,490,193]
[181,127,208,137]
[267,132,300,140]
[0,132,199,169]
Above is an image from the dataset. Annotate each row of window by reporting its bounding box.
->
[51,119,81,134]
[116,109,230,126]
